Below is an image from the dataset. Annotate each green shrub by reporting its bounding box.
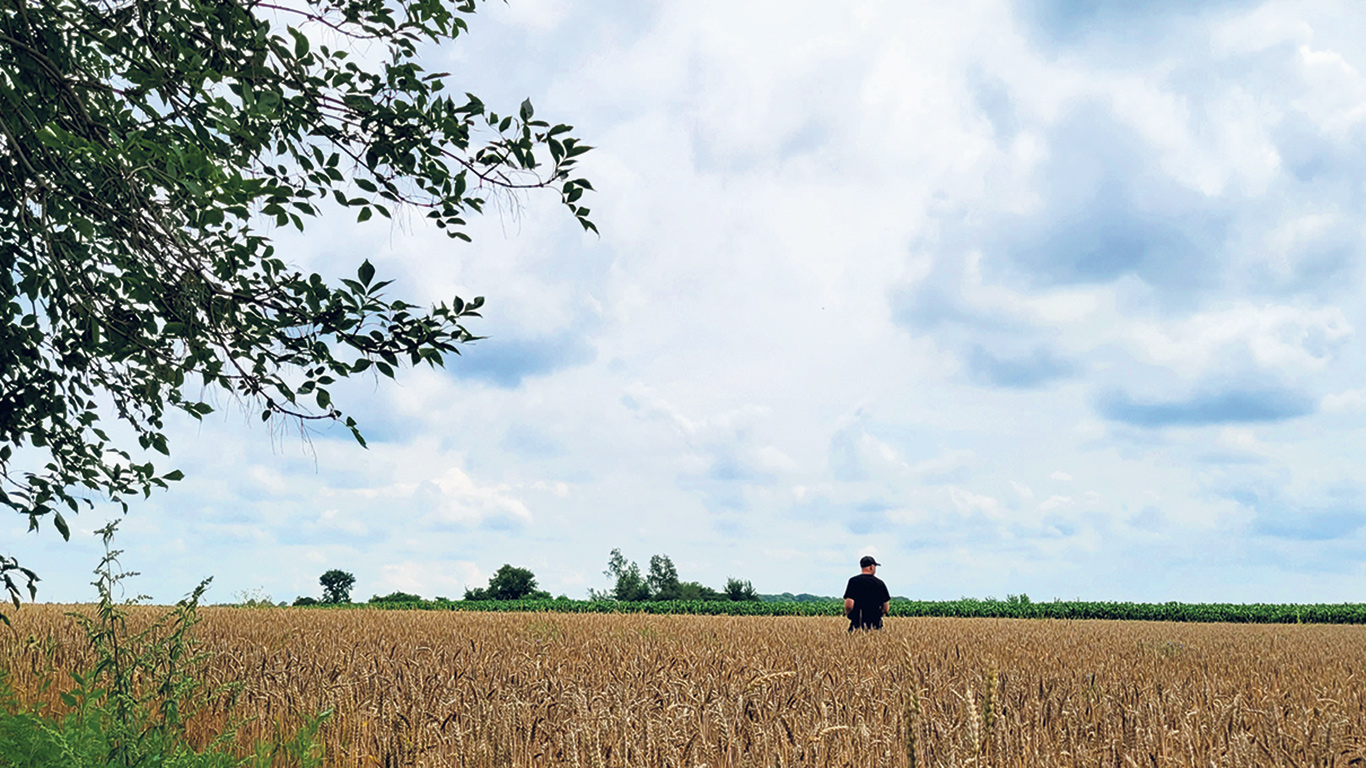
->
[368,591,423,605]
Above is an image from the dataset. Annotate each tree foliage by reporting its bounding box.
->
[463,564,547,601]
[646,554,680,599]
[674,580,724,601]
[369,590,422,604]
[724,577,759,602]
[595,550,732,602]
[600,548,650,602]
[0,0,595,607]
[319,569,354,604]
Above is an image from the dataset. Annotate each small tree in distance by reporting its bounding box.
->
[464,565,550,601]
[725,577,759,602]
[319,570,356,604]
[603,549,651,602]
[370,591,424,605]
[648,555,682,600]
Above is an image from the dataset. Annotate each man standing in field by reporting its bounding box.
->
[844,556,891,631]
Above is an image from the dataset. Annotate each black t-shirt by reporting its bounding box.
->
[844,573,890,627]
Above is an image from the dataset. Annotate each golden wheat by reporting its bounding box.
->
[3,607,1365,767]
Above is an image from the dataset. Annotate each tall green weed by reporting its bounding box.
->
[0,523,326,767]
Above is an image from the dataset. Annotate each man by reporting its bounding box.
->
[844,555,891,631]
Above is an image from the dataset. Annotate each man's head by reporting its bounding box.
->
[860,555,880,574]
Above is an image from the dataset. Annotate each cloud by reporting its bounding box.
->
[986,101,1230,292]
[1016,0,1253,49]
[457,332,596,388]
[967,344,1077,388]
[1255,507,1366,541]
[316,509,368,538]
[376,560,482,599]
[948,487,1002,519]
[1321,387,1366,414]
[419,467,534,530]
[500,423,564,459]
[1129,304,1352,375]
[1039,495,1073,511]
[911,449,977,479]
[1097,386,1316,427]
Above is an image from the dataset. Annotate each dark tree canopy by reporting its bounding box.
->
[369,590,422,604]
[0,0,594,612]
[594,550,736,602]
[602,548,649,602]
[463,564,546,601]
[647,553,680,599]
[724,577,759,602]
[319,569,354,604]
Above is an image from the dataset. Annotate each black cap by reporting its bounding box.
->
[860,555,881,568]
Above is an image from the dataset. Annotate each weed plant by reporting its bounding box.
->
[0,523,326,767]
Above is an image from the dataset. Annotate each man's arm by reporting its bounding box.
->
[845,598,855,616]
[881,600,890,616]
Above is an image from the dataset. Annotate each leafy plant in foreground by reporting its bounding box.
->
[0,522,327,767]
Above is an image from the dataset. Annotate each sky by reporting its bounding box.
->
[9,0,1366,605]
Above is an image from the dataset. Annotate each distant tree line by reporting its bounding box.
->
[590,549,759,602]
[287,552,763,607]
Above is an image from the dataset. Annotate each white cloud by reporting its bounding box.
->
[378,561,482,598]
[1322,388,1366,414]
[1295,44,1366,139]
[912,449,976,478]
[1039,495,1074,511]
[948,487,1002,519]
[1216,427,1271,455]
[317,509,368,537]
[532,481,572,498]
[1129,304,1353,376]
[424,467,534,529]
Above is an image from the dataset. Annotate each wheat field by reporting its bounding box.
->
[3,606,1365,767]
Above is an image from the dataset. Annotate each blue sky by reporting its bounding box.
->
[9,0,1366,604]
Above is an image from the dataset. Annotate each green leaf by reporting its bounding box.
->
[53,513,70,542]
[288,27,310,58]
[358,260,375,286]
[520,98,534,121]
